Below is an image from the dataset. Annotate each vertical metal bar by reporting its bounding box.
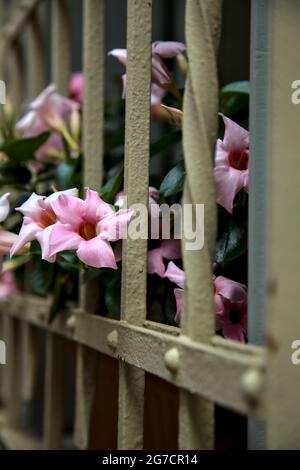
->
[265,0,300,449]
[179,0,222,450]
[118,0,152,450]
[43,333,65,449]
[5,317,21,427]
[51,0,70,94]
[27,3,46,98]
[74,0,105,450]
[9,39,24,117]
[248,0,271,450]
[43,0,71,449]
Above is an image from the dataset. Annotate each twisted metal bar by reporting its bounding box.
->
[179,0,222,450]
[182,0,222,342]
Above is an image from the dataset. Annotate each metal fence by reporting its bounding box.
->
[0,0,299,450]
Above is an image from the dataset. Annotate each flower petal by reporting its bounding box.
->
[51,194,86,226]
[222,323,246,342]
[10,218,40,257]
[164,261,185,288]
[16,193,44,219]
[160,239,181,260]
[214,276,247,304]
[48,223,82,257]
[76,237,117,269]
[214,165,245,213]
[148,248,165,277]
[36,225,57,262]
[98,209,133,241]
[174,287,184,325]
[220,113,249,153]
[0,192,10,222]
[108,49,127,66]
[152,41,186,58]
[86,188,114,221]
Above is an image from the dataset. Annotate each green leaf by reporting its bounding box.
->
[0,132,50,162]
[215,217,247,267]
[160,161,185,197]
[30,259,55,296]
[164,290,177,326]
[105,274,121,318]
[150,130,181,158]
[100,163,124,203]
[221,81,250,96]
[220,81,250,117]
[0,161,31,186]
[56,161,76,190]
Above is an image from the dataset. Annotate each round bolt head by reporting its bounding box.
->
[164,348,180,372]
[107,330,118,349]
[241,368,263,401]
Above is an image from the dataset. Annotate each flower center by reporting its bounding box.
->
[39,207,57,229]
[79,222,97,240]
[229,309,242,324]
[228,149,249,171]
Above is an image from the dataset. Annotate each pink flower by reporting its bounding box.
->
[69,72,84,104]
[10,189,78,262]
[214,276,247,342]
[109,41,186,107]
[0,193,28,271]
[0,271,17,299]
[164,261,185,325]
[48,189,133,269]
[148,239,181,278]
[36,133,64,163]
[16,84,79,136]
[115,186,159,208]
[214,114,249,213]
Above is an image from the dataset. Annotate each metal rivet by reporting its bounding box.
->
[66,315,76,332]
[107,330,118,349]
[164,348,180,372]
[241,368,263,402]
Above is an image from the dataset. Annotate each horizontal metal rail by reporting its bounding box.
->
[0,295,266,419]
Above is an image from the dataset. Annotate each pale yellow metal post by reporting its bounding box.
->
[179,0,222,450]
[265,0,300,450]
[118,0,152,450]
[74,0,105,450]
[43,0,71,449]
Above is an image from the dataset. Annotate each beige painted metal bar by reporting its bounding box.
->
[9,39,24,117]
[43,333,65,449]
[265,0,300,449]
[51,0,70,95]
[118,0,152,450]
[1,0,43,44]
[0,295,266,419]
[43,0,71,449]
[179,0,222,450]
[27,2,46,99]
[74,0,106,450]
[5,316,21,428]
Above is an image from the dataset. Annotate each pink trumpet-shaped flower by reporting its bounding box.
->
[148,237,181,278]
[69,72,84,104]
[115,186,159,209]
[214,114,249,213]
[48,189,133,269]
[214,276,248,342]
[164,261,185,325]
[0,193,28,271]
[109,41,186,107]
[10,189,78,262]
[16,84,79,136]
